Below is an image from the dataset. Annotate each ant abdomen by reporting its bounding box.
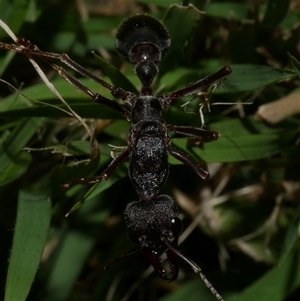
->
[115,15,170,63]
[115,15,170,88]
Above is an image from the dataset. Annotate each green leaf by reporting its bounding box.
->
[206,2,253,21]
[0,77,112,111]
[42,230,95,301]
[217,65,296,93]
[171,119,298,163]
[288,52,300,79]
[137,0,181,7]
[261,0,291,31]
[0,118,44,186]
[66,165,127,214]
[42,191,112,301]
[0,0,41,72]
[159,4,203,76]
[0,103,124,119]
[0,76,139,119]
[93,52,138,93]
[5,191,51,301]
[47,140,92,156]
[279,210,300,265]
[0,0,33,37]
[0,151,32,186]
[232,248,300,301]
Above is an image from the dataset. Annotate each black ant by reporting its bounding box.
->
[0,15,231,301]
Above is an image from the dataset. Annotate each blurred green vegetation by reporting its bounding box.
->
[0,1,299,301]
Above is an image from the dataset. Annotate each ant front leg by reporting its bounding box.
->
[61,148,130,189]
[50,62,131,119]
[0,38,132,119]
[162,66,232,107]
[0,38,123,95]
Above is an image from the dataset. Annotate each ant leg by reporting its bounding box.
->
[167,125,219,142]
[0,39,132,117]
[0,38,130,99]
[61,148,130,189]
[168,147,209,179]
[50,62,131,119]
[162,66,232,107]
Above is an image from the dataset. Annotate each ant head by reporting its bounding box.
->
[125,195,182,280]
[115,15,170,88]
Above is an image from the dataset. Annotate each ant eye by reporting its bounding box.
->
[171,217,182,236]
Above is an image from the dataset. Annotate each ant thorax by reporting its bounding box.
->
[130,96,165,124]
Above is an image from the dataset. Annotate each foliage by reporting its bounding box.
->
[0,0,299,301]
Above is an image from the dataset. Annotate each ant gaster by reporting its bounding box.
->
[0,15,231,301]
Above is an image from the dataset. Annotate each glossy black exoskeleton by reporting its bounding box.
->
[0,15,231,301]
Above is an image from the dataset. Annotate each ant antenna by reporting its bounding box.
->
[162,237,225,301]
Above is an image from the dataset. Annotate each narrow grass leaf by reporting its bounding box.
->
[0,151,32,186]
[0,0,39,71]
[42,230,96,301]
[171,129,298,163]
[288,52,300,79]
[0,103,124,119]
[160,4,203,76]
[261,0,291,31]
[206,2,252,21]
[0,0,30,37]
[232,248,300,301]
[5,191,51,301]
[137,0,181,7]
[279,210,300,265]
[67,165,127,214]
[93,52,138,93]
[0,118,44,186]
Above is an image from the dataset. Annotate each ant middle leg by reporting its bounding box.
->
[168,147,209,179]
[51,62,131,119]
[167,124,219,179]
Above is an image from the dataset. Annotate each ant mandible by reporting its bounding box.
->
[0,14,231,301]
